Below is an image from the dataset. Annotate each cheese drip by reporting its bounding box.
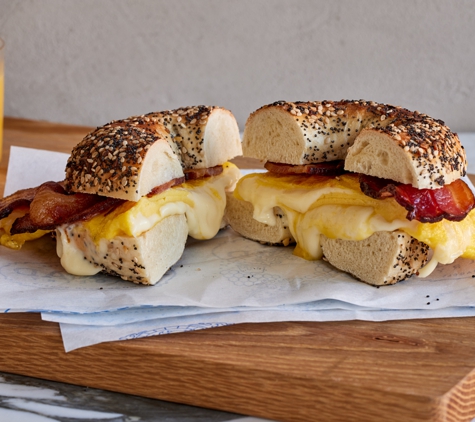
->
[234,172,475,274]
[56,226,101,276]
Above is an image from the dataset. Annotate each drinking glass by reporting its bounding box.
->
[0,38,4,162]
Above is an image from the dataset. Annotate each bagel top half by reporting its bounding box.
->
[65,105,242,202]
[242,100,466,190]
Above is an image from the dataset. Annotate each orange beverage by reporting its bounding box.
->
[0,38,4,162]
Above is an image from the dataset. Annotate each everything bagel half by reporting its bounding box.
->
[1,105,242,285]
[225,100,475,285]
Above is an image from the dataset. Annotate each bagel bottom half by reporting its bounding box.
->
[224,195,430,286]
[320,231,429,286]
[56,214,188,285]
[224,192,294,246]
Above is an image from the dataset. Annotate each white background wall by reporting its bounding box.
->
[1,0,475,133]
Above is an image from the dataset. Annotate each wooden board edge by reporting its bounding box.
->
[435,367,475,422]
[0,314,470,422]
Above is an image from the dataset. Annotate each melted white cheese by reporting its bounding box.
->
[56,228,101,276]
[125,164,240,239]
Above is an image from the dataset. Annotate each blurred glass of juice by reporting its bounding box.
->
[0,38,4,162]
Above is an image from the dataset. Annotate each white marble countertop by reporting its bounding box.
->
[0,372,273,422]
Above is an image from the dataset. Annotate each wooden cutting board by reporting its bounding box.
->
[1,118,475,422]
[2,314,475,422]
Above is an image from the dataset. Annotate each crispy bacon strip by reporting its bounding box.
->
[147,176,186,197]
[10,182,126,234]
[265,160,345,176]
[11,196,124,234]
[0,184,51,220]
[5,164,225,236]
[184,165,223,180]
[8,213,40,234]
[360,174,475,222]
[29,182,105,227]
[147,165,223,196]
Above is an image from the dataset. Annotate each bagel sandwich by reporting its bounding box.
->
[0,105,242,285]
[225,100,475,286]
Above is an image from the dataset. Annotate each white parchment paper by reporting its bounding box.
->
[57,306,475,352]
[2,230,475,313]
[2,146,475,351]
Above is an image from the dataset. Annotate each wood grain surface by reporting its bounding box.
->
[2,313,475,422]
[1,117,475,422]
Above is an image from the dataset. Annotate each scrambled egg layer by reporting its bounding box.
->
[0,209,49,249]
[234,172,475,271]
[83,161,240,242]
[1,162,241,250]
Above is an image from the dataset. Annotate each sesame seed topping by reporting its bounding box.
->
[65,105,223,198]
[258,100,466,186]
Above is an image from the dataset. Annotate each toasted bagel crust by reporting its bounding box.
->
[224,192,294,246]
[321,231,430,286]
[242,100,466,189]
[146,106,242,170]
[56,214,188,285]
[65,105,242,201]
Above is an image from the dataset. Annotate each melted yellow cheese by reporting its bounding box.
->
[84,162,241,243]
[2,164,240,277]
[55,163,240,276]
[0,209,49,250]
[234,172,475,274]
